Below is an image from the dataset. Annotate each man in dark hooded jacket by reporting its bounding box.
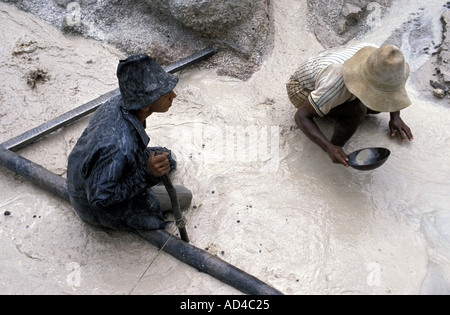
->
[67,54,191,231]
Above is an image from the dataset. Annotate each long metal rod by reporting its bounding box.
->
[1,90,121,152]
[1,46,217,152]
[0,147,283,295]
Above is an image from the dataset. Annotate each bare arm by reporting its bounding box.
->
[294,100,349,167]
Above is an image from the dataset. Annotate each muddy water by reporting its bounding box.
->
[0,0,449,295]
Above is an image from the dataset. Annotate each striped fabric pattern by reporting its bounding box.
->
[287,43,377,116]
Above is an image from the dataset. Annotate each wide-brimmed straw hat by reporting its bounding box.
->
[343,44,411,112]
[117,54,178,111]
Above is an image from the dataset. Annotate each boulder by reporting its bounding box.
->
[147,0,272,79]
[148,0,254,38]
[2,0,272,80]
[307,0,393,48]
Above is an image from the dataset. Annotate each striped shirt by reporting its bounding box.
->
[290,43,378,117]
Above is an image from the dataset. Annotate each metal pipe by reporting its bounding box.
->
[136,230,283,295]
[0,147,69,200]
[0,147,283,295]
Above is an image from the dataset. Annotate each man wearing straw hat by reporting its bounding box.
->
[287,43,413,167]
[67,55,192,231]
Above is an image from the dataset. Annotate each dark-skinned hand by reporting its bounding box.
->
[147,152,170,177]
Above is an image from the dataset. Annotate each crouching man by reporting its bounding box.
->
[67,54,192,231]
[287,44,414,167]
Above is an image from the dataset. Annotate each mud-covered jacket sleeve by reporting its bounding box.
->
[84,146,159,208]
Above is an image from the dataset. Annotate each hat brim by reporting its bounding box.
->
[120,74,179,111]
[343,46,411,113]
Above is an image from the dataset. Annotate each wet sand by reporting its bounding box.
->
[1,0,449,295]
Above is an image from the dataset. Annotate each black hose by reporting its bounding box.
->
[0,147,283,295]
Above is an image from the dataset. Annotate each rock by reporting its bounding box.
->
[430,80,448,92]
[61,2,84,35]
[147,0,272,79]
[148,0,254,38]
[434,88,446,98]
[3,0,271,80]
[438,10,450,85]
[339,3,364,34]
[307,0,393,48]
[424,9,450,97]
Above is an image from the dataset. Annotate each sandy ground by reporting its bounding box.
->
[1,0,449,295]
